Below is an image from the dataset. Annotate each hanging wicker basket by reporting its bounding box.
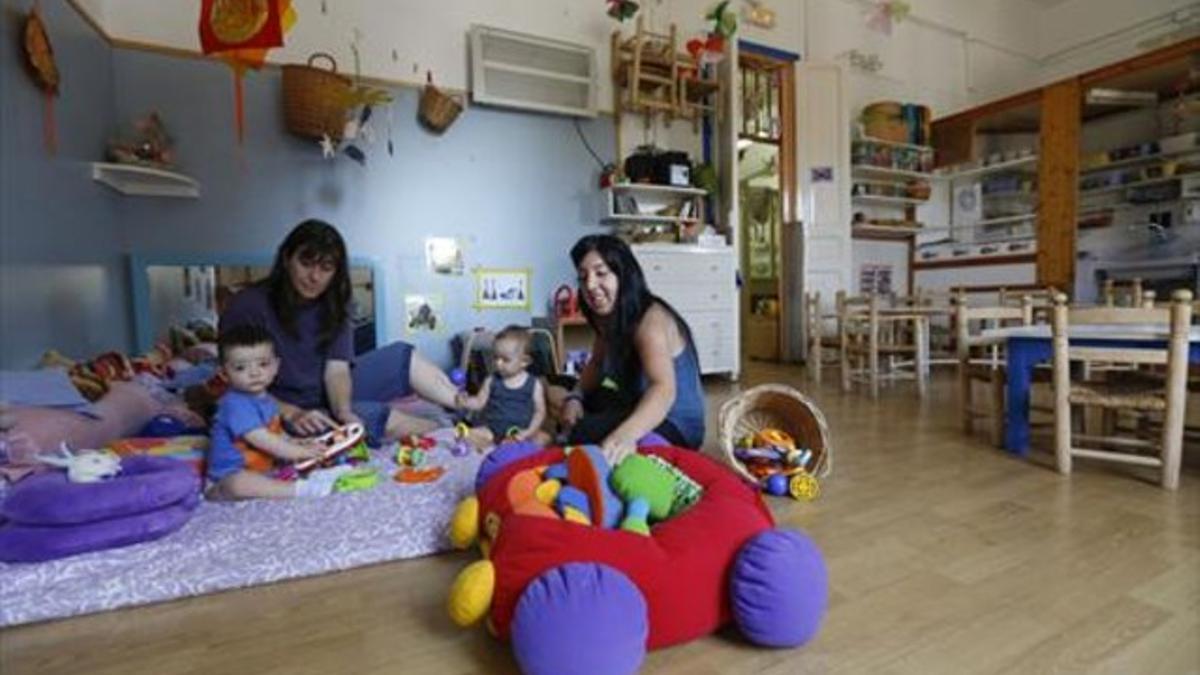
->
[418,71,463,134]
[281,53,352,141]
[718,384,833,484]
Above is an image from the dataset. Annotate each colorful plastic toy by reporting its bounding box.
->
[294,423,366,473]
[446,444,828,675]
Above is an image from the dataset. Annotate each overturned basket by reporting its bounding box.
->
[719,384,832,483]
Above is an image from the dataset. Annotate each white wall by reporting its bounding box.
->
[1037,0,1199,84]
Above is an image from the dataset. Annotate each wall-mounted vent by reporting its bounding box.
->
[469,25,597,118]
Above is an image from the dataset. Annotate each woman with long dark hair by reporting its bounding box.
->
[559,234,705,464]
[220,219,458,443]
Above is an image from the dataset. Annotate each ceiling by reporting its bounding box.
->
[1021,0,1073,8]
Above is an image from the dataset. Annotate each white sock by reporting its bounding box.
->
[294,465,354,498]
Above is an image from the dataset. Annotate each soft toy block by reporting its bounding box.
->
[564,445,623,529]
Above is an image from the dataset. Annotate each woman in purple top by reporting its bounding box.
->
[220,220,458,443]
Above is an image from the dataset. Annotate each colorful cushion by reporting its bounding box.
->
[0,455,200,525]
[0,493,199,563]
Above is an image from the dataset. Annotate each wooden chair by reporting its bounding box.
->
[955,292,1033,446]
[805,290,844,383]
[1000,286,1056,324]
[1102,277,1143,307]
[841,294,928,398]
[1051,290,1194,490]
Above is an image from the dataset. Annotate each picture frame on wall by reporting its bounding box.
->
[473,268,530,310]
[404,294,444,334]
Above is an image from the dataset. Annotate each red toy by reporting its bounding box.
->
[447,445,828,674]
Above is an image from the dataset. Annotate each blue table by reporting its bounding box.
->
[991,325,1200,455]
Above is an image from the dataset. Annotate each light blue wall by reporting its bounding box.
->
[110,48,611,366]
[0,0,123,368]
[1,7,614,370]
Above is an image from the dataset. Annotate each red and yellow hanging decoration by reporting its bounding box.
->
[23,3,60,154]
[198,0,296,143]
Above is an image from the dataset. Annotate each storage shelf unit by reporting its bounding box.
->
[1079,173,1193,198]
[937,155,1038,181]
[852,194,928,207]
[1080,148,1200,174]
[91,162,200,198]
[851,164,937,181]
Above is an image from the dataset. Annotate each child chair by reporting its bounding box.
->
[1051,290,1193,490]
[954,292,1033,446]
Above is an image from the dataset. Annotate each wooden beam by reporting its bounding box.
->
[932,89,1041,128]
[1037,79,1081,291]
[1078,37,1200,86]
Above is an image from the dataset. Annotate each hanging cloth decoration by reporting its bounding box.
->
[23,4,60,154]
[687,1,738,66]
[865,0,911,36]
[198,0,296,144]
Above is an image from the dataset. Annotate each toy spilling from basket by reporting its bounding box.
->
[734,429,820,501]
[719,384,832,502]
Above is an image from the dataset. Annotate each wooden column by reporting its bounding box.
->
[1036,80,1081,291]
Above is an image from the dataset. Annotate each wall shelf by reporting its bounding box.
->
[851,164,937,181]
[852,194,928,207]
[853,136,933,152]
[91,162,200,198]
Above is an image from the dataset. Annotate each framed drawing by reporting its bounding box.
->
[474,268,530,310]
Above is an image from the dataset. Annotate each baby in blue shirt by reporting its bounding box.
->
[455,326,548,448]
[208,324,348,500]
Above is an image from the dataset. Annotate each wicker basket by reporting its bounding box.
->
[718,384,832,483]
[281,53,352,141]
[419,71,463,134]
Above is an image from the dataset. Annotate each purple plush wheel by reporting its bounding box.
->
[729,528,828,647]
[511,563,648,675]
[475,440,542,492]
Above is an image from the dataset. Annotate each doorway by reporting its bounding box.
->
[737,46,797,362]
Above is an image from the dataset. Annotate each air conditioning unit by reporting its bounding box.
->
[469,25,597,118]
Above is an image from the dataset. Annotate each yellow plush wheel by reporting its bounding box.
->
[448,497,480,549]
[447,560,495,627]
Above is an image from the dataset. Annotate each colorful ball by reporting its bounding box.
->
[764,473,789,496]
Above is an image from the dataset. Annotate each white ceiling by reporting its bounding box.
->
[1022,0,1073,7]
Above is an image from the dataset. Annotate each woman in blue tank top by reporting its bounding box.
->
[559,235,706,465]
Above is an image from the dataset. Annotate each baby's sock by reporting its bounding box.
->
[294,465,354,498]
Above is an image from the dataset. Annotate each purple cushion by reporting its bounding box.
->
[1,455,199,525]
[0,492,199,563]
[511,563,647,675]
[474,439,542,493]
[729,528,828,647]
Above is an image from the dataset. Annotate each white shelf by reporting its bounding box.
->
[607,183,707,196]
[1079,173,1192,199]
[852,195,928,207]
[602,214,702,224]
[982,190,1037,200]
[1080,148,1200,175]
[853,136,933,152]
[851,164,938,181]
[937,155,1038,181]
[91,162,200,198]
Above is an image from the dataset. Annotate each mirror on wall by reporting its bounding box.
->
[129,255,384,355]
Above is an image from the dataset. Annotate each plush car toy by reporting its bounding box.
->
[446,442,828,675]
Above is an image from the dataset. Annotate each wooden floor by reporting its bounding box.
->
[3,362,1198,674]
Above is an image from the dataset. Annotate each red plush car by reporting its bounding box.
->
[446,443,827,675]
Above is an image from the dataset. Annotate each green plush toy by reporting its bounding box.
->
[610,454,704,531]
